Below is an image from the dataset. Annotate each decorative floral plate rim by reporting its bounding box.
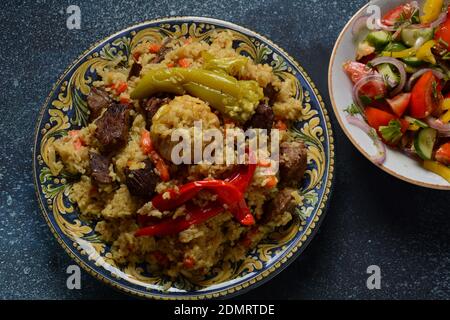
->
[33,16,335,300]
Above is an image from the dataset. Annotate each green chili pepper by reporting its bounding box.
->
[183,82,238,117]
[131,67,263,122]
[202,52,248,75]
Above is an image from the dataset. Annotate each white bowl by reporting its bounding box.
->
[329,0,450,190]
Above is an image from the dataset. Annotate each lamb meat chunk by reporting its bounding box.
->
[89,152,112,184]
[142,95,172,128]
[87,87,111,122]
[263,83,278,105]
[279,141,308,186]
[124,160,159,198]
[246,103,274,131]
[128,62,142,80]
[264,188,297,222]
[94,103,130,153]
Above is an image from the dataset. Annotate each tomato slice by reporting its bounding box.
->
[343,61,375,84]
[399,119,410,133]
[382,3,414,26]
[365,107,397,130]
[360,81,387,99]
[343,61,386,99]
[387,93,411,117]
[436,142,450,165]
[435,18,450,47]
[410,71,442,119]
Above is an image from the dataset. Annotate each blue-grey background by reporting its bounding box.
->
[0,0,448,300]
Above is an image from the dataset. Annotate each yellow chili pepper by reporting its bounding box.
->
[420,0,444,24]
[423,160,450,182]
[416,40,437,64]
[441,109,450,123]
[442,98,450,110]
[381,48,416,58]
[408,123,421,131]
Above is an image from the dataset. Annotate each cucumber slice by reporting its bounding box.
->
[404,64,419,74]
[402,56,425,67]
[377,64,399,88]
[366,31,392,49]
[404,116,429,129]
[401,28,434,47]
[414,128,438,160]
[384,42,407,52]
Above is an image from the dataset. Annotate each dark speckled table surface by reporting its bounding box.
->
[0,0,449,300]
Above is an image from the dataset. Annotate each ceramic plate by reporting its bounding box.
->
[329,0,450,190]
[33,17,335,299]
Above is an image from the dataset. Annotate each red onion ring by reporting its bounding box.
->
[430,12,448,29]
[346,114,371,132]
[377,21,396,32]
[402,147,419,159]
[405,68,446,91]
[352,74,386,114]
[346,115,387,165]
[425,117,450,136]
[369,57,407,96]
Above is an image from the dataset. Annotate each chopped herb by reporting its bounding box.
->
[344,103,361,116]
[443,52,450,60]
[411,12,420,24]
[404,116,429,129]
[432,80,439,100]
[368,128,379,141]
[439,38,449,48]
[360,95,372,106]
[399,12,407,23]
[374,94,385,101]
[379,119,404,144]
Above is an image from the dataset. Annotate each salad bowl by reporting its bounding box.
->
[329,0,450,190]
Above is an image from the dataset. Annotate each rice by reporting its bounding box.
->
[50,30,306,279]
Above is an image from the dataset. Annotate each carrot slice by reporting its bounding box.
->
[149,43,162,53]
[178,58,191,68]
[275,120,287,131]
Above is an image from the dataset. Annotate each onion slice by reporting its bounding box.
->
[377,21,397,32]
[369,57,407,96]
[346,115,387,165]
[352,74,386,115]
[425,117,450,136]
[411,1,419,9]
[346,114,371,132]
[430,11,448,29]
[405,68,446,91]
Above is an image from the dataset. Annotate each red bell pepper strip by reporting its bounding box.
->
[226,148,257,190]
[226,162,257,192]
[141,151,258,235]
[135,202,224,237]
[137,215,162,227]
[213,183,255,226]
[152,180,242,211]
[151,180,255,226]
[140,130,171,182]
